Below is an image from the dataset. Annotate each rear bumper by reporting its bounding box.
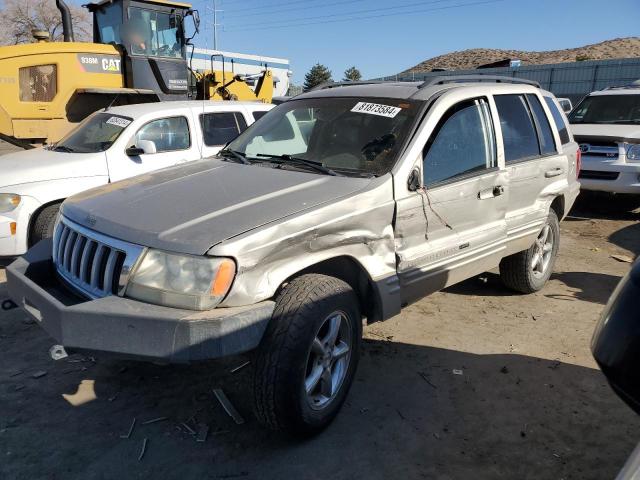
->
[6,240,275,363]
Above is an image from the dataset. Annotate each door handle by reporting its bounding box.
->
[478,185,504,200]
[545,168,564,178]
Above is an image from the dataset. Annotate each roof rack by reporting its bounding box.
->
[418,75,541,89]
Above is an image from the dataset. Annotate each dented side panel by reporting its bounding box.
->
[210,176,401,318]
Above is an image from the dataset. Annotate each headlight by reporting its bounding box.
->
[626,143,640,162]
[0,194,21,213]
[126,249,236,310]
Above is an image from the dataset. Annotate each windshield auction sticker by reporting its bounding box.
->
[351,102,402,118]
[106,117,132,128]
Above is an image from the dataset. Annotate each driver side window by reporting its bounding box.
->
[423,98,496,187]
[134,116,190,153]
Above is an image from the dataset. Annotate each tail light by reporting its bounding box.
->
[576,148,582,179]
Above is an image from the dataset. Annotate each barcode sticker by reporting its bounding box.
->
[351,102,402,118]
[106,116,132,128]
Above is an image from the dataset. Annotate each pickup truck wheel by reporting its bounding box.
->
[29,203,61,246]
[253,274,361,436]
[499,210,560,294]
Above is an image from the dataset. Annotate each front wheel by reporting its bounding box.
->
[499,210,560,293]
[29,203,61,246]
[253,274,361,436]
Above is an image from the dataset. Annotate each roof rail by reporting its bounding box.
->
[309,80,398,91]
[418,75,541,89]
[603,80,640,91]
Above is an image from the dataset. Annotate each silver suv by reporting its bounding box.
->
[7,76,580,435]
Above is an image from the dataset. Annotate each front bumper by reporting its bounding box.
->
[6,239,275,362]
[579,156,640,194]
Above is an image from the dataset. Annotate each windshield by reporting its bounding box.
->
[569,94,640,124]
[226,97,421,176]
[95,2,123,44]
[125,8,183,58]
[54,113,132,153]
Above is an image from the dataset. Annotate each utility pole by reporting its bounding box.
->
[212,0,222,50]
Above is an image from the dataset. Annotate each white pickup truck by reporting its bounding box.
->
[0,101,273,258]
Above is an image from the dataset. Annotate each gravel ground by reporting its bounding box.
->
[0,193,638,480]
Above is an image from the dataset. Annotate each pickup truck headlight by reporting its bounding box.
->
[126,250,236,310]
[0,194,21,213]
[626,143,640,162]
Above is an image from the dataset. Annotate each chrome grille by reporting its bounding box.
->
[578,142,619,159]
[52,217,144,299]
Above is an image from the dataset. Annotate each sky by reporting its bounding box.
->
[183,0,640,84]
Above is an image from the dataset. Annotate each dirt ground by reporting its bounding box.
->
[1,193,639,480]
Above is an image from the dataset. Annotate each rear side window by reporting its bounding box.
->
[526,94,556,155]
[544,97,571,145]
[252,111,268,122]
[423,98,497,186]
[200,112,248,146]
[494,94,540,163]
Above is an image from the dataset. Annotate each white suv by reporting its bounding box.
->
[0,101,273,259]
[569,83,640,198]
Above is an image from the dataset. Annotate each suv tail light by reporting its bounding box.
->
[576,148,582,179]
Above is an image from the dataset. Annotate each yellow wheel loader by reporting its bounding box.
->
[0,0,273,149]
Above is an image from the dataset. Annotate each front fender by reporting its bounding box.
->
[211,178,398,313]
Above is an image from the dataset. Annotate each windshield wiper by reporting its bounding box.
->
[218,149,251,165]
[255,153,338,176]
[53,145,76,153]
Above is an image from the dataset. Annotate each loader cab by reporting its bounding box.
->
[87,0,196,100]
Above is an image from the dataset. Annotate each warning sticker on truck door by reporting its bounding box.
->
[351,102,402,118]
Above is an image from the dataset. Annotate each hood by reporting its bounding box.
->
[570,124,640,143]
[0,148,108,188]
[62,159,372,255]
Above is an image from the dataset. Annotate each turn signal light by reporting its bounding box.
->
[10,222,17,235]
[576,148,582,180]
[211,259,236,296]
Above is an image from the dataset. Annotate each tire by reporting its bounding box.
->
[253,273,362,436]
[500,210,560,294]
[29,203,61,246]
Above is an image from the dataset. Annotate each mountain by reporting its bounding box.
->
[400,37,640,74]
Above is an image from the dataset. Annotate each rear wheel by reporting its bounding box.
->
[253,274,361,436]
[500,210,560,293]
[29,203,61,246]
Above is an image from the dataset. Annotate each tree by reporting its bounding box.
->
[0,0,91,45]
[343,66,362,82]
[303,63,332,91]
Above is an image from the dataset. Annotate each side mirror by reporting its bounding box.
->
[126,140,157,156]
[407,168,421,192]
[125,146,144,156]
